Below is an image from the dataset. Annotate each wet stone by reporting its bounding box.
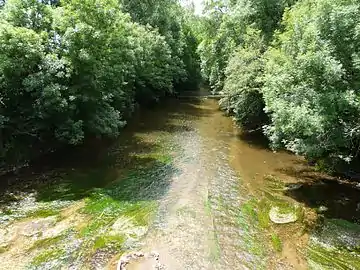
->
[119,251,165,270]
[269,206,298,224]
[21,216,57,237]
[0,228,17,247]
[285,183,303,191]
[317,205,328,213]
[316,219,360,250]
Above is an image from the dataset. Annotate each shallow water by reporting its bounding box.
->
[0,92,359,269]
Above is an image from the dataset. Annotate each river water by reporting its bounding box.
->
[126,94,360,270]
[0,92,359,269]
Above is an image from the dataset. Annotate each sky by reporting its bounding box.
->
[193,0,204,15]
[181,0,204,15]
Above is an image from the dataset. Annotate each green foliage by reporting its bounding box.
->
[0,0,200,166]
[199,0,360,170]
[219,28,268,130]
[262,0,360,163]
[198,0,295,93]
[120,0,201,91]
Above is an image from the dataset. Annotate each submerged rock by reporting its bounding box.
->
[269,206,298,224]
[21,216,57,237]
[111,217,147,239]
[285,183,303,191]
[317,205,328,213]
[118,251,163,270]
[315,219,360,250]
[307,218,360,269]
[0,228,16,248]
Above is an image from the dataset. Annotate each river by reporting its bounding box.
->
[0,92,359,269]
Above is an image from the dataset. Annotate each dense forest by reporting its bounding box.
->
[1,0,360,175]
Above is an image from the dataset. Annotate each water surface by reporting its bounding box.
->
[0,93,359,269]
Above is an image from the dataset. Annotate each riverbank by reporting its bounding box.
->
[0,97,359,269]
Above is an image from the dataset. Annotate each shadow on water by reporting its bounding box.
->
[0,98,209,206]
[279,164,360,224]
[284,179,360,223]
[236,131,270,150]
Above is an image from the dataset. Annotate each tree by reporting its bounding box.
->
[220,27,268,130]
[198,0,295,93]
[120,0,201,91]
[262,0,360,165]
[0,0,196,166]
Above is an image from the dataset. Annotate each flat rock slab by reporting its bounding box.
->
[0,228,17,247]
[111,217,147,239]
[269,206,297,224]
[21,216,57,237]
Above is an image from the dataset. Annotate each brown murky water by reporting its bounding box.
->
[125,93,360,270]
[125,96,310,270]
[1,90,359,269]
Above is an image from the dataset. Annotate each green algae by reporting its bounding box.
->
[28,208,61,219]
[256,199,271,228]
[307,218,360,269]
[22,147,173,268]
[238,200,268,261]
[28,235,65,251]
[264,175,286,191]
[93,234,126,250]
[271,233,282,252]
[0,246,9,253]
[134,151,172,165]
[208,231,221,263]
[307,242,360,270]
[31,248,66,267]
[204,195,221,263]
[69,154,174,265]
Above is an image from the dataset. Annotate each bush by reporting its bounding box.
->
[262,0,360,163]
[220,28,268,131]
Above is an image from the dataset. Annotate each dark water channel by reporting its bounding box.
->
[0,92,359,269]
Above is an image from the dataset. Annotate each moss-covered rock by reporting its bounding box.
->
[269,206,298,224]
